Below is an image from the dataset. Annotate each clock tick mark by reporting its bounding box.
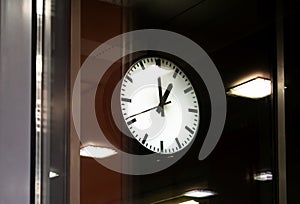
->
[126,76,133,83]
[188,108,198,113]
[175,138,182,148]
[142,134,148,144]
[155,59,161,67]
[127,118,136,125]
[139,61,145,70]
[121,98,131,103]
[185,126,194,134]
[184,87,193,94]
[173,68,179,79]
[160,141,164,152]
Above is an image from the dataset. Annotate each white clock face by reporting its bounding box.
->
[120,57,200,154]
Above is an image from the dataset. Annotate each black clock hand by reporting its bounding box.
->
[157,77,164,116]
[158,77,163,102]
[125,101,171,120]
[156,83,173,116]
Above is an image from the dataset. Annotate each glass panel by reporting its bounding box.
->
[78,0,278,204]
[80,1,124,203]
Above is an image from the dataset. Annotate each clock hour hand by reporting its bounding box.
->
[125,101,171,120]
[156,83,173,116]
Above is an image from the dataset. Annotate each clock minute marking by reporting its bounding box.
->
[127,118,137,125]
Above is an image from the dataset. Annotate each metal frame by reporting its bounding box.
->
[33,0,71,203]
[0,0,33,204]
[276,0,287,203]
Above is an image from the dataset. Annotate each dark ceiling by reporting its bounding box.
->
[130,0,274,52]
[129,0,275,90]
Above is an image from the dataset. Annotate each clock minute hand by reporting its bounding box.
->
[156,83,173,116]
[125,101,171,120]
[158,77,163,102]
[157,77,164,116]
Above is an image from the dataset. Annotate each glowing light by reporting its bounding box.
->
[36,0,43,15]
[49,171,59,178]
[179,200,199,204]
[254,171,273,181]
[80,145,117,159]
[184,190,216,198]
[227,77,271,99]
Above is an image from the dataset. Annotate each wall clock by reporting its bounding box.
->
[120,57,200,154]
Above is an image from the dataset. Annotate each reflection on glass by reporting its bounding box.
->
[179,200,199,204]
[227,77,271,99]
[254,171,273,181]
[183,190,217,198]
[80,145,118,159]
[49,171,59,179]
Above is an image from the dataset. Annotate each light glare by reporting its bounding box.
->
[36,0,43,15]
[254,171,273,181]
[227,77,271,99]
[80,145,117,159]
[179,200,199,204]
[184,190,216,198]
[49,171,59,178]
